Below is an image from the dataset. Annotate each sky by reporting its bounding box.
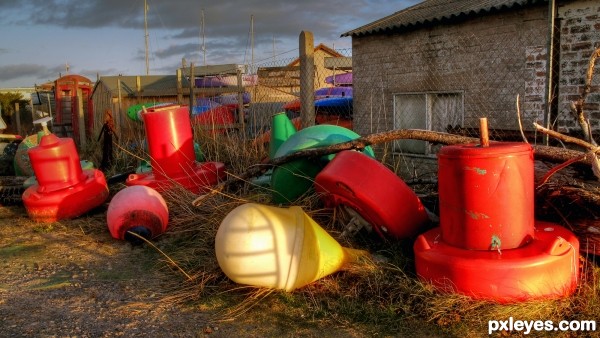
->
[0,0,419,89]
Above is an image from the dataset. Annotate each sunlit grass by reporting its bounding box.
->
[79,119,600,337]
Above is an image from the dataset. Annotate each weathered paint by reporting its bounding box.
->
[464,166,487,175]
[465,210,490,220]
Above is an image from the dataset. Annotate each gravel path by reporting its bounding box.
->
[0,206,239,338]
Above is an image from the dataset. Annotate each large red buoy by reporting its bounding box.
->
[315,150,429,239]
[125,104,226,193]
[22,134,108,222]
[415,134,579,303]
[107,186,168,244]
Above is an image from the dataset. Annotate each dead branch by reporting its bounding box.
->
[533,122,600,183]
[515,94,528,143]
[533,122,596,150]
[192,128,596,206]
[569,46,600,146]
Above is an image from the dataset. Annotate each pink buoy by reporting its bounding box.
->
[22,134,109,222]
[107,186,169,244]
[126,104,226,193]
[315,150,429,239]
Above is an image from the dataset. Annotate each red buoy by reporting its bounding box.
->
[414,222,579,303]
[315,150,429,239]
[415,141,579,302]
[107,186,168,244]
[126,104,226,193]
[22,134,108,222]
[438,142,535,250]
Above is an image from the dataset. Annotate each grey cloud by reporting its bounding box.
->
[0,0,418,86]
[0,0,415,37]
[0,64,52,81]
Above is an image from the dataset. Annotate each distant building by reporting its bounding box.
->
[0,87,36,100]
[52,74,94,145]
[91,75,189,136]
[256,43,350,104]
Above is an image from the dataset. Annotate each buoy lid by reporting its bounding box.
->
[438,142,532,158]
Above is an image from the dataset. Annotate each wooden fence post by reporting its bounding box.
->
[14,102,21,136]
[189,63,195,115]
[300,31,315,128]
[77,88,86,148]
[117,78,122,135]
[237,69,245,131]
[176,68,183,105]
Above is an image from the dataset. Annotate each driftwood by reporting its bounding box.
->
[533,122,600,185]
[192,128,595,206]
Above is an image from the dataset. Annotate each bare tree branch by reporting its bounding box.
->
[192,128,597,206]
[569,47,600,146]
[533,122,597,150]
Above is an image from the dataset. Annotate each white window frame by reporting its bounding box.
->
[393,91,464,156]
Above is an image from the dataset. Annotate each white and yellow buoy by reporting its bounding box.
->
[215,203,367,291]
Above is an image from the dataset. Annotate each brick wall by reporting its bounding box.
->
[557,0,600,134]
[351,4,548,141]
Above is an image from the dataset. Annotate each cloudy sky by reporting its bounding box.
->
[0,0,419,88]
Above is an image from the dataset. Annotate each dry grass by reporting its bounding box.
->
[81,124,600,337]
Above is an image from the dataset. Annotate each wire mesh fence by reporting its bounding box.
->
[71,1,598,182]
[243,47,354,140]
[241,35,536,180]
[238,10,599,180]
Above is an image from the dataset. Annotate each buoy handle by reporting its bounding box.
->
[479,118,490,147]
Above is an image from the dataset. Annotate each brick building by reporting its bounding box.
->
[342,0,599,156]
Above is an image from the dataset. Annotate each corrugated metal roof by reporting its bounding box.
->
[341,0,548,37]
[96,75,189,97]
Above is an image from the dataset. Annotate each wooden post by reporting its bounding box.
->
[188,63,195,115]
[14,102,21,136]
[77,88,86,148]
[46,93,54,128]
[300,31,315,128]
[136,75,142,101]
[237,69,245,132]
[176,68,183,104]
[479,117,489,147]
[117,78,122,135]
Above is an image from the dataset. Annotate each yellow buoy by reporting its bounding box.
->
[215,203,367,291]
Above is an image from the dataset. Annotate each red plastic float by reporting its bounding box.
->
[414,222,579,303]
[126,104,226,194]
[107,185,169,244]
[414,140,579,303]
[22,134,109,222]
[438,143,535,250]
[314,150,430,239]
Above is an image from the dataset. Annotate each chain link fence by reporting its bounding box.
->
[242,34,537,180]
[239,7,599,180]
[67,1,596,182]
[243,47,353,140]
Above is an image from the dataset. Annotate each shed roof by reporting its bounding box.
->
[94,75,189,97]
[341,0,547,37]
